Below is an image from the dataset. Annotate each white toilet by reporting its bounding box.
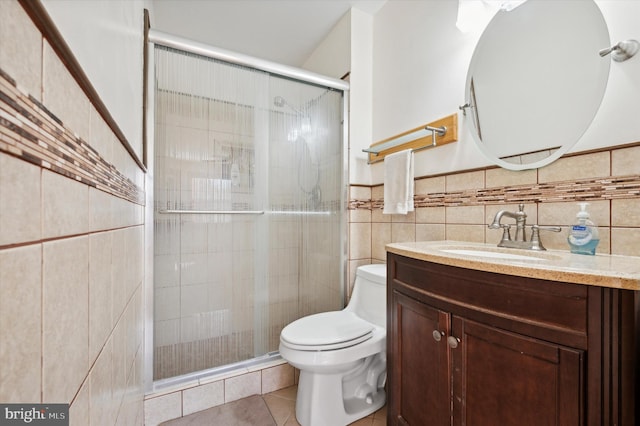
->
[279,264,387,426]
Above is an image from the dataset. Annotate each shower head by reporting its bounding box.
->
[273,96,286,108]
[273,95,303,114]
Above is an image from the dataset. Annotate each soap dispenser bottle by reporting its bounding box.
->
[568,202,599,255]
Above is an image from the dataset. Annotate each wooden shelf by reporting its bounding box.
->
[364,113,458,164]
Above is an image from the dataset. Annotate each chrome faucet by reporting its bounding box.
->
[488,204,561,251]
[489,204,528,242]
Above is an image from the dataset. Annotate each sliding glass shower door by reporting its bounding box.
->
[152,45,345,380]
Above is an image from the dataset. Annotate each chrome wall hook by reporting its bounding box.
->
[459,103,471,116]
[599,39,639,62]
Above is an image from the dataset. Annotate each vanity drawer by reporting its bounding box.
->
[388,253,590,349]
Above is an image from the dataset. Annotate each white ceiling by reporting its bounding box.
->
[150,0,387,67]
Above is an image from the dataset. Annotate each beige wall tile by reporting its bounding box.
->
[0,245,42,402]
[597,228,610,255]
[118,387,143,426]
[0,1,42,100]
[69,379,90,426]
[538,200,609,227]
[42,169,89,239]
[90,342,115,426]
[350,185,371,201]
[144,392,182,426]
[89,232,113,364]
[133,288,145,371]
[349,222,371,259]
[536,227,570,251]
[111,317,128,413]
[611,198,640,227]
[43,42,90,142]
[538,152,610,183]
[415,176,445,195]
[611,146,640,177]
[611,227,640,257]
[446,205,485,224]
[126,226,145,298]
[43,236,89,402]
[391,210,415,223]
[0,153,41,245]
[261,363,295,394]
[416,224,445,242]
[485,168,537,188]
[113,141,142,186]
[124,298,139,382]
[349,209,371,222]
[371,206,390,223]
[446,225,485,243]
[112,196,144,229]
[446,171,484,192]
[224,371,261,403]
[350,206,371,223]
[112,228,128,322]
[89,106,115,165]
[371,222,391,262]
[416,206,445,224]
[122,349,145,425]
[183,380,224,416]
[391,223,415,244]
[371,185,383,200]
[89,188,114,232]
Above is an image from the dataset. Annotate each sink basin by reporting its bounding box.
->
[440,248,551,262]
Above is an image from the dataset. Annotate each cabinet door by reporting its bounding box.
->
[389,291,451,426]
[451,317,583,426]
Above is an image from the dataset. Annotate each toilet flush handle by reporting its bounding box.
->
[432,330,445,342]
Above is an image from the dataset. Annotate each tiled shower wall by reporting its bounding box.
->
[0,2,145,425]
[349,146,640,275]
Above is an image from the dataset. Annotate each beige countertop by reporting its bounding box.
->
[386,240,640,290]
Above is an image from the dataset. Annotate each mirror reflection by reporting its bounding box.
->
[465,0,610,170]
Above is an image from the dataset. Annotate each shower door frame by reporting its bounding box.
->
[144,30,350,394]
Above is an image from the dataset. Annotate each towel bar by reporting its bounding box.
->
[362,113,458,164]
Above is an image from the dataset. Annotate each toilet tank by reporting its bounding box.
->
[345,264,387,328]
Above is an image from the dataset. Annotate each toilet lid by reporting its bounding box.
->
[280,311,374,351]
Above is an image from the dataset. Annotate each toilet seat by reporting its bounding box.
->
[280,311,374,351]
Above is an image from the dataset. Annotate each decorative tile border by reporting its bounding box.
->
[350,174,640,211]
[0,68,144,205]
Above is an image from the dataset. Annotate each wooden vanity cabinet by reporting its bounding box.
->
[387,253,639,426]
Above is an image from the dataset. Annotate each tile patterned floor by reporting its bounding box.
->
[162,385,387,426]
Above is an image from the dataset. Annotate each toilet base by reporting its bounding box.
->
[294,353,386,426]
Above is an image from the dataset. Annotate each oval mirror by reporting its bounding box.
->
[464,0,611,170]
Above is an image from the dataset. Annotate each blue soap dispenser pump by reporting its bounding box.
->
[568,202,599,255]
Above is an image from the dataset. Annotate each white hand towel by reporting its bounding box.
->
[383,149,414,215]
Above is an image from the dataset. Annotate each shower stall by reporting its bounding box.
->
[146,32,349,385]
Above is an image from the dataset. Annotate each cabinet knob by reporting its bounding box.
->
[432,330,444,342]
[447,336,460,349]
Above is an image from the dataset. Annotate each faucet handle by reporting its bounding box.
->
[529,225,562,251]
[499,224,512,244]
